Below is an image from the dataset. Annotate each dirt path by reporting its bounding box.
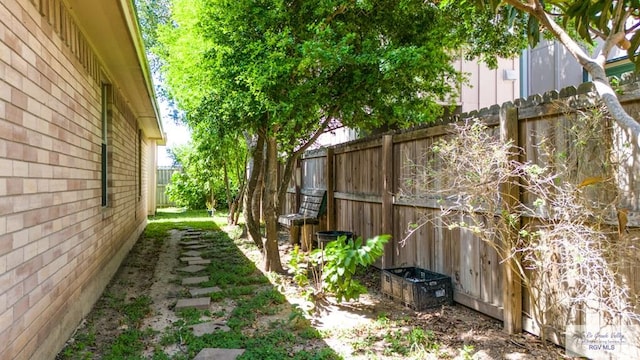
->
[141,229,182,356]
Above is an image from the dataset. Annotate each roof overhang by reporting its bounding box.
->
[67,0,165,145]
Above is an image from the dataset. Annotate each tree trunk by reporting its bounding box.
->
[252,166,263,229]
[230,152,248,225]
[210,180,215,213]
[228,182,244,225]
[244,133,264,249]
[223,161,232,210]
[262,134,284,273]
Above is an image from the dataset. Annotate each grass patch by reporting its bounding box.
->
[103,328,155,360]
[58,329,96,359]
[104,292,153,327]
[226,288,287,330]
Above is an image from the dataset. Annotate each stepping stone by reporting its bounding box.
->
[177,265,206,273]
[189,259,211,265]
[182,276,209,286]
[189,286,221,297]
[180,240,201,246]
[184,232,201,236]
[186,245,208,250]
[175,297,210,311]
[191,321,231,336]
[180,256,203,262]
[193,348,245,360]
[182,250,202,257]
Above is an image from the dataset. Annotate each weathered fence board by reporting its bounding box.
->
[283,78,640,349]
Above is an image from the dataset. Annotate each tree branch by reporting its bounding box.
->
[515,0,640,145]
[504,0,535,13]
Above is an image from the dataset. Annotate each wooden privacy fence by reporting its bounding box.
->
[156,166,179,207]
[284,78,640,343]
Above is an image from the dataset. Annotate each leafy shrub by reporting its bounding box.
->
[315,235,389,302]
[166,171,208,209]
[289,234,390,305]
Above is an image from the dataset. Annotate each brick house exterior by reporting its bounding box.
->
[0,0,165,358]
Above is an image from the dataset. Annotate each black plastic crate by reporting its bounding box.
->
[381,267,453,310]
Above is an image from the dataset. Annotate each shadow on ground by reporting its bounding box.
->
[57,209,340,360]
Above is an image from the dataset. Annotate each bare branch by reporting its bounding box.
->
[400,115,640,340]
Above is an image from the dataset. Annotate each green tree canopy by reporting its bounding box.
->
[143,0,533,271]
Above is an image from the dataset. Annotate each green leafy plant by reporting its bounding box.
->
[289,245,310,288]
[288,245,323,312]
[408,327,439,355]
[459,344,476,360]
[289,234,390,305]
[383,329,409,356]
[315,235,389,303]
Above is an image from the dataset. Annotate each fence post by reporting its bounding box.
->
[500,102,522,334]
[326,147,335,230]
[381,134,394,268]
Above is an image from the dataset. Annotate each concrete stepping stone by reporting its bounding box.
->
[182,276,209,286]
[180,256,203,262]
[177,265,206,273]
[182,276,209,285]
[189,286,221,297]
[182,250,202,257]
[175,297,210,311]
[191,321,231,336]
[189,259,211,265]
[186,245,208,250]
[180,240,202,246]
[193,348,245,360]
[183,232,204,237]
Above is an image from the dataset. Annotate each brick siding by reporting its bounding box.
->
[0,1,154,358]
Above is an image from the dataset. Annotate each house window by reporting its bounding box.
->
[101,83,111,207]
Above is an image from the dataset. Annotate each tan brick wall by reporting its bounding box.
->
[0,1,153,358]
